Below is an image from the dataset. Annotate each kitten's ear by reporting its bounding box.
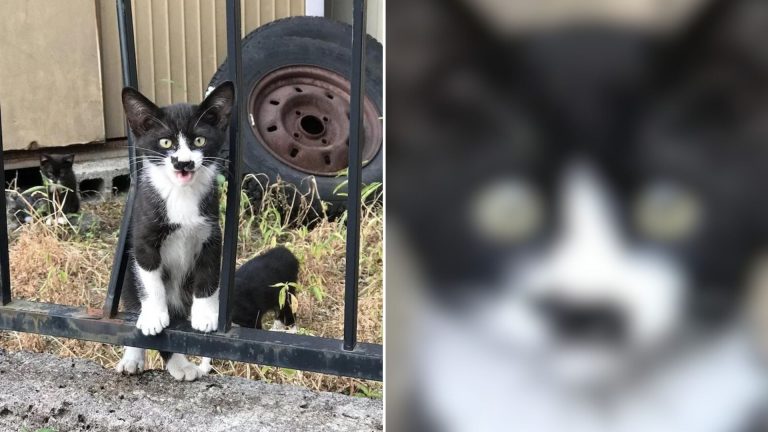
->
[122,87,165,136]
[195,81,234,130]
[40,154,51,166]
[62,154,75,167]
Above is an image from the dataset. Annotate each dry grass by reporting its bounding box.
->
[0,176,383,398]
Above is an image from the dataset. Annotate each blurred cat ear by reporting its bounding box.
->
[195,81,234,130]
[40,154,51,165]
[661,0,768,76]
[62,154,75,167]
[122,87,166,136]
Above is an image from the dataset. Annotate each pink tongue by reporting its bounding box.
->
[175,171,193,183]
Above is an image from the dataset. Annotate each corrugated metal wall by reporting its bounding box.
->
[98,0,305,140]
[326,0,383,42]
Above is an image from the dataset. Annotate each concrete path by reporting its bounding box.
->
[0,349,382,431]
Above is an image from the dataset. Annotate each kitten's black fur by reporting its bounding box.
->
[40,153,79,215]
[232,246,300,329]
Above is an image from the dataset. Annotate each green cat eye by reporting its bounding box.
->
[194,137,206,147]
[159,138,172,149]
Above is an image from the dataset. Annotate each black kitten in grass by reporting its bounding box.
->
[116,82,234,382]
[199,246,300,374]
[232,246,300,331]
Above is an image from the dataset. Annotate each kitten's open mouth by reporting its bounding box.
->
[175,170,195,184]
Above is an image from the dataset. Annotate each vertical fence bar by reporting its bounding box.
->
[218,0,243,332]
[0,107,11,305]
[104,0,139,318]
[343,0,367,351]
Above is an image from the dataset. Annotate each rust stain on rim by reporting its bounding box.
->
[248,65,382,176]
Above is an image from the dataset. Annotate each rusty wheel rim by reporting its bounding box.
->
[248,65,382,176]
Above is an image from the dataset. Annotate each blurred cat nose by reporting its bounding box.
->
[172,159,195,171]
[536,295,626,344]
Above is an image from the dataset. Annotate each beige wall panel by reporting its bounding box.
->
[0,0,105,150]
[97,0,126,140]
[184,0,205,103]
[133,0,156,101]
[199,0,220,101]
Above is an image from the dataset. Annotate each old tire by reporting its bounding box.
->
[208,20,383,217]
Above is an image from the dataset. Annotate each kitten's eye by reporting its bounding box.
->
[159,138,172,149]
[194,137,206,147]
[634,182,702,243]
[470,178,543,244]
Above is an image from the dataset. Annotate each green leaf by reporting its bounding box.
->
[278,287,286,309]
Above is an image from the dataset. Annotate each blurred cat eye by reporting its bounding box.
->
[194,137,206,147]
[470,178,543,244]
[158,138,172,149]
[633,182,702,243]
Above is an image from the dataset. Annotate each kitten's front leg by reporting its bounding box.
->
[135,265,170,336]
[190,235,221,333]
[191,288,219,332]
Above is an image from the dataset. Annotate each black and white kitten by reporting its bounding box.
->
[40,153,80,218]
[115,82,234,381]
[7,153,79,226]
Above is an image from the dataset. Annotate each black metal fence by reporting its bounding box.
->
[0,0,382,381]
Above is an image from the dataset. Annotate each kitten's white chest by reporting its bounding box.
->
[144,162,217,311]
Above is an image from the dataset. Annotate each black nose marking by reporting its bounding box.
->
[172,160,195,171]
[537,296,626,344]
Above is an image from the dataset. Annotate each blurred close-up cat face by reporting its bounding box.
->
[388,0,768,430]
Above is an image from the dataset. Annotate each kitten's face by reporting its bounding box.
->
[394,0,768,391]
[40,153,74,185]
[121,82,234,187]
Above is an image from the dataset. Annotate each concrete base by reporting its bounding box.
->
[0,349,383,431]
[73,157,130,200]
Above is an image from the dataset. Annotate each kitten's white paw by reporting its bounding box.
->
[270,320,288,331]
[190,292,219,333]
[199,357,213,375]
[136,303,170,336]
[270,321,297,333]
[167,354,204,382]
[116,347,145,375]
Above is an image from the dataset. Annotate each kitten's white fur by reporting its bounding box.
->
[166,353,204,381]
[191,288,220,332]
[135,265,170,336]
[116,346,145,374]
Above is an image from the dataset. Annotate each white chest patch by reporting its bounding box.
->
[419,309,768,432]
[145,160,214,226]
[143,159,217,312]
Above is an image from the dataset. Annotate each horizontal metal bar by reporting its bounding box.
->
[0,300,382,380]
